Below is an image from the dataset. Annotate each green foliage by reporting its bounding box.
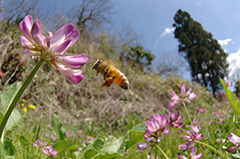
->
[54,140,77,153]
[51,113,66,140]
[220,78,240,116]
[126,131,145,149]
[0,82,22,142]
[74,123,145,158]
[2,136,15,156]
[98,34,117,58]
[126,44,155,71]
[173,9,228,95]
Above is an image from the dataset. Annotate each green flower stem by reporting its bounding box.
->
[224,151,229,159]
[169,132,172,158]
[194,140,221,156]
[198,143,205,159]
[155,144,170,159]
[0,58,44,141]
[182,102,193,125]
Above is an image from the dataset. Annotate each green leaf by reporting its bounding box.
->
[81,148,121,159]
[84,148,99,159]
[51,113,66,140]
[100,136,124,154]
[77,132,138,158]
[0,82,22,113]
[0,142,6,158]
[80,136,125,158]
[94,153,121,159]
[74,151,83,158]
[53,140,76,153]
[92,138,104,150]
[125,123,146,149]
[0,82,22,142]
[220,79,240,116]
[231,154,240,158]
[0,112,3,124]
[19,135,28,145]
[32,122,41,141]
[2,136,14,156]
[126,130,145,149]
[130,122,146,131]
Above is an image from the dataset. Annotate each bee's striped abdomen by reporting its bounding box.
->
[114,70,129,90]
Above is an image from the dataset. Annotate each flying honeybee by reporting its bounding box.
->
[92,59,129,90]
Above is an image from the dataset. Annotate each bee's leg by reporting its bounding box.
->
[103,68,109,80]
[101,76,114,87]
[96,68,100,76]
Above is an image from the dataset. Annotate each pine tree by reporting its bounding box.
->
[173,9,228,96]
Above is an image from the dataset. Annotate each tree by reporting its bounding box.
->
[1,0,39,30]
[71,0,113,32]
[126,45,155,71]
[1,0,69,33]
[234,81,240,97]
[116,23,140,67]
[173,9,228,96]
[155,50,189,78]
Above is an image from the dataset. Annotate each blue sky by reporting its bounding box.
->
[112,0,240,53]
[111,0,240,82]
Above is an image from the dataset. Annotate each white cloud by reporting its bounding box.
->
[160,27,175,38]
[227,48,240,80]
[152,27,175,49]
[218,38,232,47]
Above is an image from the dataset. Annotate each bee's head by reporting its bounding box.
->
[92,59,102,70]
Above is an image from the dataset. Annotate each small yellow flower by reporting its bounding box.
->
[23,107,28,112]
[28,104,36,109]
[21,103,24,107]
[22,99,26,102]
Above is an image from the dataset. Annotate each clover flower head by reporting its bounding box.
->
[199,108,207,113]
[169,84,196,107]
[137,111,184,156]
[181,84,197,103]
[179,125,204,152]
[228,133,240,153]
[178,141,195,152]
[137,113,171,156]
[169,91,181,107]
[137,113,169,153]
[19,15,89,84]
[146,114,169,134]
[169,110,183,128]
[33,139,48,147]
[186,125,204,141]
[42,145,58,157]
[33,139,58,157]
[178,147,202,159]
